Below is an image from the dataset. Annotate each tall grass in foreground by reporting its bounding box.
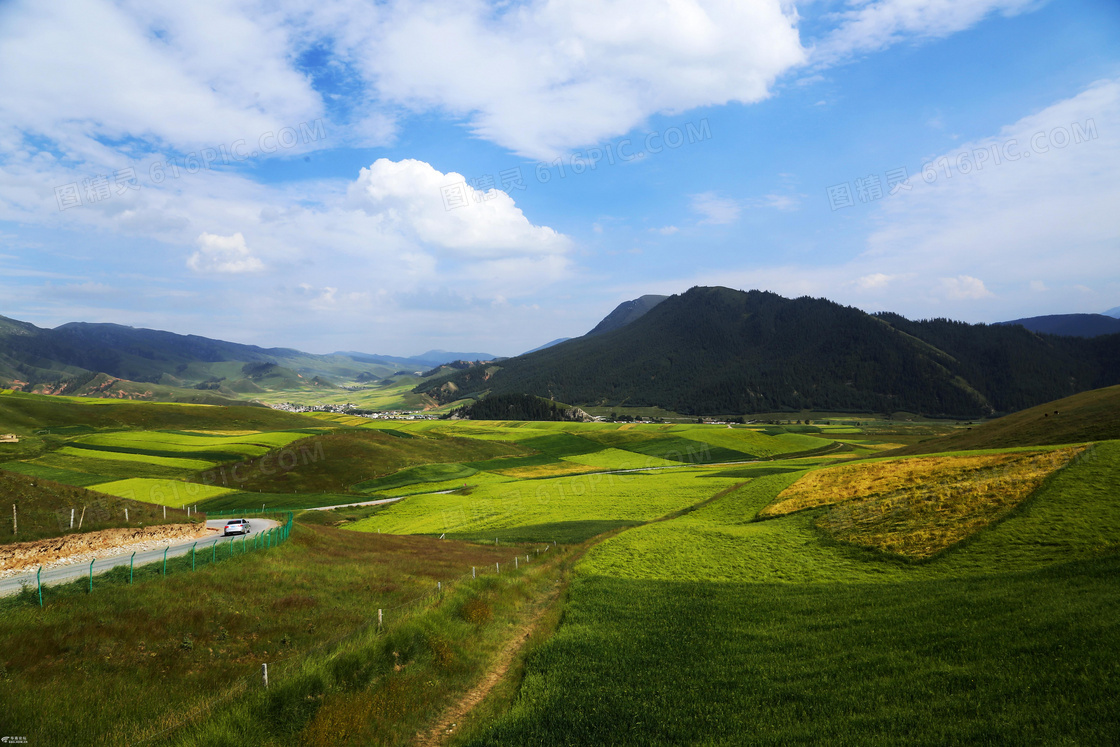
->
[461,557,1120,746]
[169,555,564,746]
[0,523,544,745]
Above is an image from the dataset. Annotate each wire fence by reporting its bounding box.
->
[130,540,559,745]
[8,513,294,609]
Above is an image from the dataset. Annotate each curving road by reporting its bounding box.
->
[0,518,279,598]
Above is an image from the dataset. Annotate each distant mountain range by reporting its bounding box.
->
[417,287,1120,418]
[997,313,1120,337]
[0,315,491,399]
[336,349,498,369]
[6,291,1120,416]
[1102,306,1120,318]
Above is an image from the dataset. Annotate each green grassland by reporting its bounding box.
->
[54,445,217,471]
[462,558,1120,746]
[90,478,238,507]
[74,429,309,455]
[0,520,557,746]
[890,383,1120,454]
[0,390,324,436]
[579,441,1120,583]
[0,394,337,504]
[454,436,1120,745]
[346,469,751,541]
[353,462,479,493]
[3,388,1118,745]
[195,429,533,495]
[0,469,191,544]
[247,374,434,411]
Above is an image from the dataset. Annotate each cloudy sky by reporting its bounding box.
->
[1,0,1117,356]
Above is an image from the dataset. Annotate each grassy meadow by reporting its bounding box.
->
[2,389,1118,744]
[0,520,558,745]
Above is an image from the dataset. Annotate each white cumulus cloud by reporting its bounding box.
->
[941,275,993,300]
[188,232,264,274]
[857,273,895,290]
[348,158,571,259]
[361,0,807,158]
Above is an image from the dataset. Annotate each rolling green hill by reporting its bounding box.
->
[888,384,1120,455]
[417,287,1120,418]
[0,390,324,436]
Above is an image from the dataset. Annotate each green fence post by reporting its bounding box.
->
[88,559,94,593]
[212,539,217,563]
[130,552,135,584]
[192,542,197,571]
[163,546,168,576]
[37,566,43,607]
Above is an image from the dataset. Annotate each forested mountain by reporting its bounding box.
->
[449,393,591,421]
[586,294,668,335]
[997,314,1120,337]
[416,287,1120,418]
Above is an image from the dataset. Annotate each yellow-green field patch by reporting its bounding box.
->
[561,448,684,470]
[347,468,742,537]
[91,478,237,507]
[55,446,216,471]
[766,447,1086,558]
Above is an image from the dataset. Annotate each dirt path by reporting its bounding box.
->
[417,579,562,747]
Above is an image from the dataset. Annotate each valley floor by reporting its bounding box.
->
[1,391,1118,744]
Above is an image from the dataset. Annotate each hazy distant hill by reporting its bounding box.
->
[410,350,499,366]
[1104,306,1120,318]
[0,315,418,397]
[416,287,1120,418]
[997,313,1120,337]
[586,294,668,335]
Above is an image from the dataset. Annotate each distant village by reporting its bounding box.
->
[266,402,437,420]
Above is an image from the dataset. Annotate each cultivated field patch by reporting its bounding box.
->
[347,469,742,539]
[764,447,1086,558]
[91,478,237,507]
[55,446,216,471]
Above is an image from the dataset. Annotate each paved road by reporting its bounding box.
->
[304,493,449,511]
[0,518,280,597]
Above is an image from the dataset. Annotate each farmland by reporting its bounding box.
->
[0,388,1118,744]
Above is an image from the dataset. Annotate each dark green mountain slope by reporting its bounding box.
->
[416,287,1120,418]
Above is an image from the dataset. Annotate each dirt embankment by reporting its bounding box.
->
[0,523,209,578]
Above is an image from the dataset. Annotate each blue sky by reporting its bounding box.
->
[0,0,1117,356]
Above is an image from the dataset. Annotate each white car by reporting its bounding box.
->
[223,518,251,536]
